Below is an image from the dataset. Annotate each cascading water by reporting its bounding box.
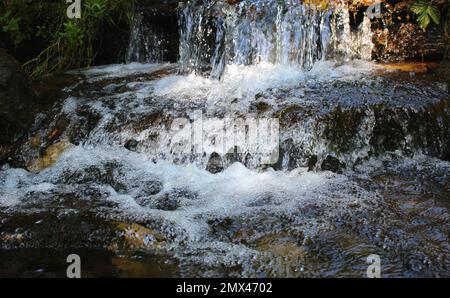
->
[126,13,167,63]
[330,7,374,61]
[125,5,182,65]
[1,0,449,278]
[178,0,374,77]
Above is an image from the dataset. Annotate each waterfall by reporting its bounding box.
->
[329,7,374,61]
[3,1,450,279]
[125,0,374,73]
[126,13,167,63]
[356,16,374,61]
[178,0,374,78]
[177,0,220,74]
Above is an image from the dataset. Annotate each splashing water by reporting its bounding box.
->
[154,60,378,104]
[126,13,169,63]
[1,0,449,278]
[178,0,373,78]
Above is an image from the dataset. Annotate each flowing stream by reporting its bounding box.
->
[178,0,373,77]
[0,0,449,277]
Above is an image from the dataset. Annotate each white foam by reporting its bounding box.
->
[1,145,376,243]
[69,63,169,81]
[308,60,379,80]
[61,96,79,114]
[0,168,35,206]
[154,61,378,104]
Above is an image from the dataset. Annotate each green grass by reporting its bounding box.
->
[0,0,134,77]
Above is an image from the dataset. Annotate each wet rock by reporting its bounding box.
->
[110,255,178,277]
[207,217,243,242]
[28,134,41,148]
[129,0,180,63]
[0,49,36,148]
[168,188,198,201]
[52,160,163,197]
[443,140,450,162]
[280,139,308,170]
[12,64,448,173]
[224,0,242,4]
[206,152,224,174]
[56,162,121,187]
[17,184,116,211]
[124,139,139,152]
[0,145,12,163]
[66,107,101,145]
[27,141,72,173]
[0,206,167,253]
[370,106,407,153]
[136,194,180,211]
[419,207,449,222]
[110,222,166,252]
[276,104,303,126]
[280,82,449,169]
[307,155,318,171]
[253,233,307,277]
[221,145,246,166]
[371,6,447,62]
[153,195,180,211]
[321,155,346,174]
[135,180,163,196]
[252,101,271,113]
[321,107,366,154]
[378,62,438,74]
[132,112,167,132]
[436,82,448,93]
[136,187,198,210]
[0,209,116,250]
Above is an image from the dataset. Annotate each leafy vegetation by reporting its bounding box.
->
[410,0,441,29]
[0,10,27,46]
[1,0,449,76]
[410,0,450,61]
[0,0,134,77]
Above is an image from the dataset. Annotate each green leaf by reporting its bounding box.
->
[417,12,430,29]
[411,0,441,29]
[428,5,441,25]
